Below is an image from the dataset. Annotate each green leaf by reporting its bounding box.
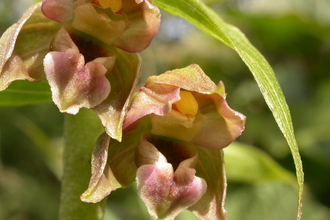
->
[0,80,51,106]
[224,142,296,185]
[154,0,303,219]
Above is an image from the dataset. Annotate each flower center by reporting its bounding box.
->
[173,91,198,117]
[92,0,123,13]
[147,137,195,170]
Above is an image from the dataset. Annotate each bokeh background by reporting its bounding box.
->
[1,0,330,219]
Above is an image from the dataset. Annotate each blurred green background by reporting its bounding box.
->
[1,0,330,219]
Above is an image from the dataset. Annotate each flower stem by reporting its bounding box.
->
[59,108,106,220]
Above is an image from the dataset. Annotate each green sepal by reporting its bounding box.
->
[0,2,61,91]
[189,147,227,220]
[93,49,141,141]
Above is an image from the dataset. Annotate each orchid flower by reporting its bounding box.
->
[0,0,160,140]
[82,64,246,220]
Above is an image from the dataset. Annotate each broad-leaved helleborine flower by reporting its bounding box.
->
[81,64,246,220]
[0,0,160,140]
[41,0,161,52]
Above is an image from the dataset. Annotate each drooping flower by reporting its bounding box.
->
[41,0,161,52]
[0,0,161,140]
[124,64,246,150]
[82,64,246,220]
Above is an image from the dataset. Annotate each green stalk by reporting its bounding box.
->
[59,108,106,220]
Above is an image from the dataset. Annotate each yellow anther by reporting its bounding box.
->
[92,0,122,13]
[173,91,198,117]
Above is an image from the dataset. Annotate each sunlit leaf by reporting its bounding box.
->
[0,80,51,106]
[154,0,303,218]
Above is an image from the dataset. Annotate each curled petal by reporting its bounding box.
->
[136,137,205,219]
[124,64,217,128]
[72,3,128,45]
[114,0,161,52]
[81,133,119,203]
[1,56,31,91]
[0,3,37,77]
[50,27,78,52]
[82,128,142,203]
[192,83,246,150]
[145,64,217,93]
[123,85,181,129]
[44,48,111,114]
[41,0,73,23]
[137,162,206,220]
[149,111,206,142]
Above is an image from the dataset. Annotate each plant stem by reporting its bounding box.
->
[59,108,106,220]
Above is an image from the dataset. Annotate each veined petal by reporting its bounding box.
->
[192,82,246,150]
[72,3,128,45]
[136,139,206,220]
[145,64,217,93]
[123,85,181,129]
[41,0,73,23]
[44,48,111,114]
[114,0,161,52]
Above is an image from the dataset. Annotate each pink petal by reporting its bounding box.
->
[114,0,161,52]
[149,111,206,142]
[41,0,73,23]
[136,137,206,219]
[145,64,217,93]
[71,3,127,45]
[137,162,206,220]
[44,48,111,114]
[192,83,246,150]
[123,85,181,129]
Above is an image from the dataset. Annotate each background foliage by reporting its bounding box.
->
[0,0,330,219]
